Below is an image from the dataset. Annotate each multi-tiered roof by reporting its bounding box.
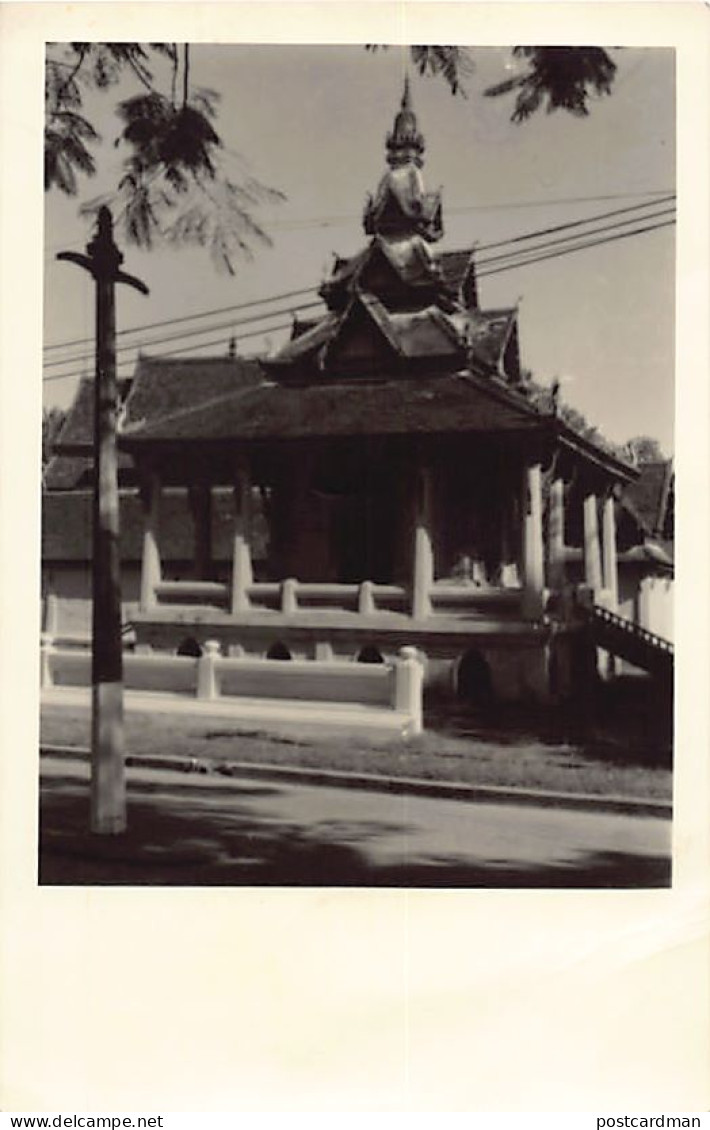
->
[265,78,523,385]
[48,80,635,486]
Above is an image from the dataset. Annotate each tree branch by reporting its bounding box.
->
[52,44,88,113]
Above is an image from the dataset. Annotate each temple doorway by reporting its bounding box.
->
[329,488,396,583]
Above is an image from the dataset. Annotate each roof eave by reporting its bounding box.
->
[555,420,640,482]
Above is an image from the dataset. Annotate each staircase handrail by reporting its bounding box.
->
[590,603,674,655]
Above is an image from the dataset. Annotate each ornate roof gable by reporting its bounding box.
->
[319,235,450,313]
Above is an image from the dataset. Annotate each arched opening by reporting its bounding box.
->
[356,645,385,664]
[176,637,202,657]
[456,649,494,706]
[266,640,292,661]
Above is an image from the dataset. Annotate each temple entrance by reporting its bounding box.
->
[330,489,395,583]
[305,446,399,584]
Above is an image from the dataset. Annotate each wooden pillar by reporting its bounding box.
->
[602,492,619,611]
[412,465,434,619]
[230,457,253,614]
[583,490,603,595]
[189,481,213,580]
[548,476,566,590]
[498,482,519,588]
[139,469,162,610]
[521,461,545,618]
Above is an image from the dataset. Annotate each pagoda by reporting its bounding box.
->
[48,80,648,705]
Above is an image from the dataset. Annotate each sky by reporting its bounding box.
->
[43,44,676,454]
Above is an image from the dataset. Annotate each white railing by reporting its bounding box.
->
[40,636,424,735]
[429,584,522,617]
[153,580,229,607]
[148,578,409,616]
[145,576,522,620]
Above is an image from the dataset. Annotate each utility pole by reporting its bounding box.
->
[57,207,148,833]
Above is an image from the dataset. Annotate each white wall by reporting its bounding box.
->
[639,575,674,642]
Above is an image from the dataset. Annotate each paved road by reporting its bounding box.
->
[39,756,671,887]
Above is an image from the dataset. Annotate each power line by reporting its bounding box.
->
[43,285,319,353]
[43,214,674,387]
[44,207,675,375]
[477,218,674,279]
[42,317,296,383]
[226,188,676,231]
[474,194,675,255]
[476,207,675,268]
[44,194,674,356]
[42,300,324,372]
[446,187,674,215]
[43,187,674,258]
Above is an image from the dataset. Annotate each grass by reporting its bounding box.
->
[40,698,673,801]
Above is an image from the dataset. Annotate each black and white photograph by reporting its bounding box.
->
[2,0,709,1116]
[38,40,677,887]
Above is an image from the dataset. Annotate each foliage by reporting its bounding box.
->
[42,406,67,468]
[626,435,666,463]
[525,378,666,470]
[45,44,173,194]
[369,45,476,96]
[45,43,621,266]
[367,45,617,114]
[523,373,632,462]
[45,42,284,272]
[484,47,617,121]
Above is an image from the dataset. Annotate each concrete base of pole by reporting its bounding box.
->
[90,680,127,834]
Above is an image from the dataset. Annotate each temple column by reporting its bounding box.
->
[189,481,213,580]
[602,491,619,611]
[412,465,434,619]
[521,461,545,618]
[583,490,603,596]
[548,476,566,591]
[230,456,253,614]
[139,469,162,610]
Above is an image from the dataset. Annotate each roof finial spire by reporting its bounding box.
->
[386,75,425,168]
[401,72,412,110]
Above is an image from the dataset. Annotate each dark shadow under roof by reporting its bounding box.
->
[43,488,268,564]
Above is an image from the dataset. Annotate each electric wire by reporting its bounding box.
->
[476,218,675,279]
[44,193,675,355]
[475,207,675,268]
[42,300,324,371]
[42,187,674,259]
[44,210,675,374]
[43,211,675,384]
[474,194,675,255]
